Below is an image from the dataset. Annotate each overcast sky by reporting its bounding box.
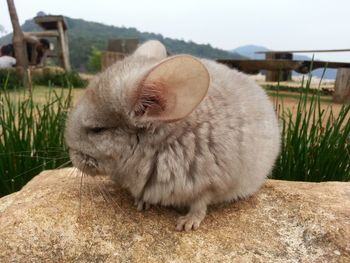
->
[1,0,349,62]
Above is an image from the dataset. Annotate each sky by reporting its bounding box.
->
[1,0,350,62]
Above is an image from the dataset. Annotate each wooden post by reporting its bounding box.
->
[101,51,126,70]
[64,30,71,70]
[266,52,293,82]
[23,35,39,65]
[333,68,350,103]
[57,20,70,71]
[6,0,32,91]
[26,31,59,37]
[107,39,138,53]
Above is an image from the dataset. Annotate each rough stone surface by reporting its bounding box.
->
[0,168,349,263]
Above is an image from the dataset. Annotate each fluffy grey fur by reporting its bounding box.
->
[65,40,280,231]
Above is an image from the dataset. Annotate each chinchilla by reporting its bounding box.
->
[65,40,280,231]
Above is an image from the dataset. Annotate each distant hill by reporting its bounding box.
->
[231,45,269,60]
[0,13,245,71]
[232,45,337,79]
[232,44,317,61]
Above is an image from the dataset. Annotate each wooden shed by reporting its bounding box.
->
[24,15,71,71]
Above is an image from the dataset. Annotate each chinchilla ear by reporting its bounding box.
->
[133,40,167,60]
[131,55,210,122]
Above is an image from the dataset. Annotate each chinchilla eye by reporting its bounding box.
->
[88,127,108,134]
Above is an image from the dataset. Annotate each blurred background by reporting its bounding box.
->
[1,0,349,72]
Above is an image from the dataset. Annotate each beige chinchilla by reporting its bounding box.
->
[65,40,280,231]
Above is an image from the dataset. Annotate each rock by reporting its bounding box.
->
[0,168,349,263]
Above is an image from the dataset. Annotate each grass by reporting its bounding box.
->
[0,83,72,197]
[271,74,350,182]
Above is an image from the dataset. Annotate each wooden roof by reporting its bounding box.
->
[217,59,350,74]
[34,15,67,30]
[256,49,350,54]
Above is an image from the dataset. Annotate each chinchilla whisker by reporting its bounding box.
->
[55,160,72,169]
[0,150,68,156]
[9,154,69,160]
[79,168,85,217]
[93,177,110,204]
[97,179,113,205]
[67,166,78,179]
[41,146,66,149]
[7,158,65,181]
[99,178,125,216]
[93,177,125,215]
[86,174,96,210]
[1,148,64,152]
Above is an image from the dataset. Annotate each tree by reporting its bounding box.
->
[87,46,102,72]
[6,0,31,90]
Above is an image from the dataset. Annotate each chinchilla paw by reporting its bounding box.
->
[175,214,203,231]
[135,199,151,211]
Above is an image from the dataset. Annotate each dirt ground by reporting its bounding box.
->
[251,74,335,90]
[274,95,342,112]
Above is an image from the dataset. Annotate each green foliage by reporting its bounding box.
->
[272,76,350,182]
[0,87,71,196]
[33,71,88,88]
[0,70,87,89]
[87,47,102,72]
[0,69,22,89]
